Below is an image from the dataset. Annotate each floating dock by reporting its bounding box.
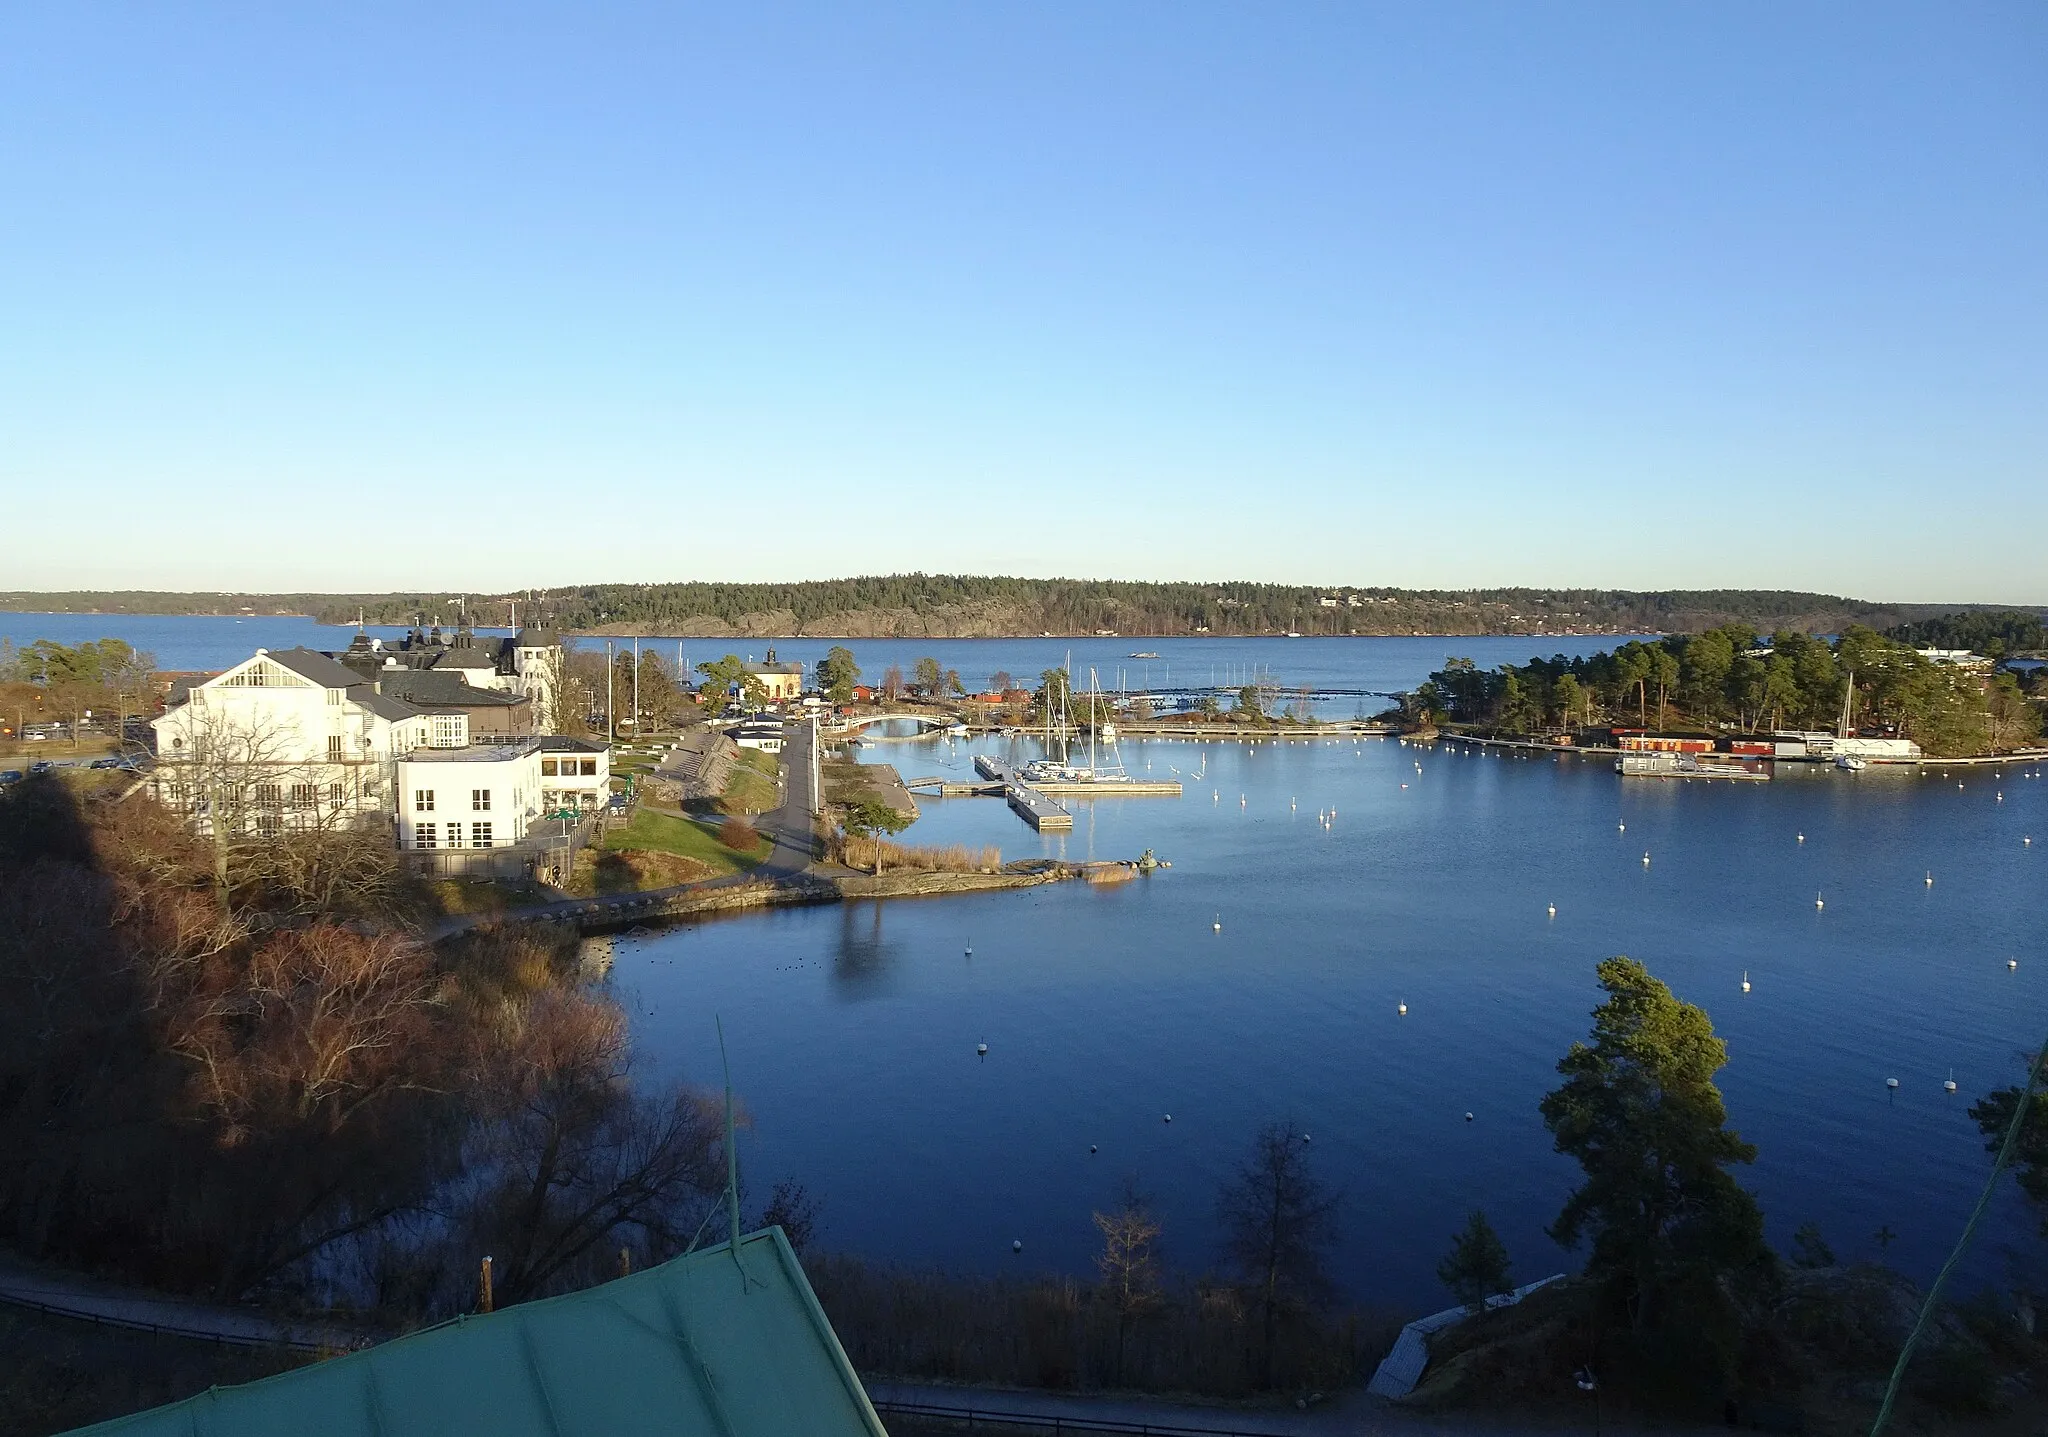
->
[1007,783,1073,831]
[972,755,1182,797]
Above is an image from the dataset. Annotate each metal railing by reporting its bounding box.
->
[869,1399,1299,1437]
[0,1286,351,1354]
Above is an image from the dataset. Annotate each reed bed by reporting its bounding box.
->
[833,835,1003,873]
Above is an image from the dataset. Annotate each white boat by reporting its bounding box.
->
[1128,651,1160,659]
[1836,754,1867,771]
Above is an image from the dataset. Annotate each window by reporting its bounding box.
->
[579,759,597,776]
[472,789,491,811]
[415,789,434,812]
[255,783,282,809]
[326,688,343,706]
[328,782,344,810]
[169,783,189,809]
[414,823,437,849]
[327,735,344,761]
[256,813,282,836]
[541,759,558,776]
[472,822,493,849]
[431,714,467,748]
[289,783,317,809]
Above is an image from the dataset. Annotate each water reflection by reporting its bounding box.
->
[832,902,904,996]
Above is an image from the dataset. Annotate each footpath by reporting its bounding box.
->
[865,1379,1722,1436]
[0,1250,369,1352]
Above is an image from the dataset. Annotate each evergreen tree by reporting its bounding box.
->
[1540,958,1770,1381]
[1437,1210,1512,1311]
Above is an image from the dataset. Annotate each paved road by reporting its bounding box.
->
[867,1380,1720,1436]
[758,715,824,876]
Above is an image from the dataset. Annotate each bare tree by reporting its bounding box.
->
[1094,1179,1164,1385]
[1215,1121,1340,1386]
[454,991,726,1304]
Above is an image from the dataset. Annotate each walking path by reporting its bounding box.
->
[0,1250,369,1352]
[865,1380,1720,1436]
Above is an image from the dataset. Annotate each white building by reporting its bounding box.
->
[395,737,610,856]
[151,647,433,833]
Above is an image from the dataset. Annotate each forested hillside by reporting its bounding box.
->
[5,578,2037,640]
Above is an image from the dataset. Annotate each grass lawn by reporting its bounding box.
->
[602,807,769,872]
[721,747,780,814]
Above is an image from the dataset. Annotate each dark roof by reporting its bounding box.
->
[378,671,528,708]
[432,645,500,670]
[267,647,366,689]
[347,685,425,722]
[514,626,562,647]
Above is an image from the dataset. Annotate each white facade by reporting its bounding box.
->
[151,648,430,831]
[395,739,610,853]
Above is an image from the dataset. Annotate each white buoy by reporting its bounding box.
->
[1642,852,1651,866]
[1617,822,1625,833]
[1162,1114,1172,1124]
[1797,833,1805,843]
[977,1040,988,1056]
[1547,903,1556,918]
[1945,1071,1958,1093]
[1886,1077,1899,1090]
[965,942,973,957]
[1742,970,1751,993]
[2009,958,2019,971]
[1012,1239,1022,1252]
[1397,1002,1408,1016]
[1089,1144,1098,1153]
[1925,871,1934,886]
[1464,1111,1475,1122]
[1816,892,1825,910]
[1212,915,1222,932]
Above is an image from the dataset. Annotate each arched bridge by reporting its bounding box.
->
[822,710,965,739]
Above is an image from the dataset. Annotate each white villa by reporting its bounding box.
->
[152,633,608,874]
[151,647,434,832]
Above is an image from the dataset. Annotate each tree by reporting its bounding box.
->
[695,655,766,712]
[1216,1121,1339,1386]
[913,656,943,697]
[1969,1063,2048,1233]
[1038,667,1071,715]
[1200,694,1221,720]
[1540,958,1769,1375]
[989,670,1016,696]
[1093,1179,1164,1385]
[1552,673,1586,729]
[1234,685,1264,722]
[840,796,912,874]
[1647,648,1679,730]
[881,665,905,702]
[1437,1210,1512,1311]
[819,646,860,706]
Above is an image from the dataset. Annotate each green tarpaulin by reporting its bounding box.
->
[67,1228,887,1437]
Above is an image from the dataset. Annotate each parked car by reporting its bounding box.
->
[28,761,54,775]
[0,770,23,786]
[89,756,122,769]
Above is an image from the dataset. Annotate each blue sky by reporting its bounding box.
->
[2,4,2042,600]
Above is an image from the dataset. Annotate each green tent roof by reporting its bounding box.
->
[67,1229,887,1437]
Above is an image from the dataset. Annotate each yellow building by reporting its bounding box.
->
[744,648,805,703]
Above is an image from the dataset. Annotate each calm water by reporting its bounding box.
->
[0,610,1630,705]
[617,732,2046,1313]
[8,612,2042,1311]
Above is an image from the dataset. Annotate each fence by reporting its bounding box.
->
[0,1285,351,1354]
[868,1401,1299,1437]
[406,810,606,883]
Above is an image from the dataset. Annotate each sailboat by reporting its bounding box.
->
[1833,672,1866,770]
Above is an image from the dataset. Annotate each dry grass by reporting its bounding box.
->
[808,1255,1394,1398]
[566,847,716,896]
[832,834,1001,873]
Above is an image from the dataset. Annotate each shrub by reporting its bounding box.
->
[719,817,759,851]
